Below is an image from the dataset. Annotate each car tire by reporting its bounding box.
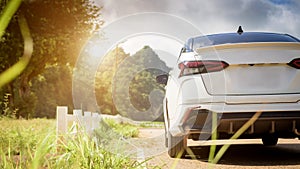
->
[262,134,278,146]
[164,124,168,147]
[165,135,168,148]
[167,132,186,158]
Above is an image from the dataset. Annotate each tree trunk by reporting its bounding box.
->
[6,82,15,109]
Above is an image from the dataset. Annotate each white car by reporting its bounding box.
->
[157,31,300,158]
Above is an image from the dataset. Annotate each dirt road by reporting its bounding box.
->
[137,128,300,169]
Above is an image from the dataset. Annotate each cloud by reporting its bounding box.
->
[97,0,300,38]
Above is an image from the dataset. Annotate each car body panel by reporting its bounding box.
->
[164,32,300,139]
[187,43,300,96]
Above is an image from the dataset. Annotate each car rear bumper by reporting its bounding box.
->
[169,102,300,137]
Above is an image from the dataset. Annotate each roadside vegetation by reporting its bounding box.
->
[0,1,164,168]
[138,121,164,128]
[0,1,169,121]
[102,118,140,138]
[0,118,147,169]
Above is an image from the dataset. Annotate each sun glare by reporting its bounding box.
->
[89,44,102,57]
[86,34,183,68]
[118,34,183,67]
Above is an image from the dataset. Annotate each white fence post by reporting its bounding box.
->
[73,109,83,116]
[56,106,100,140]
[72,109,83,133]
[92,113,100,130]
[56,106,68,136]
[84,111,92,135]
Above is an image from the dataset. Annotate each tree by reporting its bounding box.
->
[32,64,73,118]
[122,46,170,121]
[0,0,103,118]
[95,46,170,121]
[95,47,129,115]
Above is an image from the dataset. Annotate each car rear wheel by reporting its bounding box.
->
[164,125,168,147]
[167,132,186,158]
[262,134,278,146]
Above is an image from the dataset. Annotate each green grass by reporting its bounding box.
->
[102,118,139,138]
[138,121,164,128]
[0,118,147,169]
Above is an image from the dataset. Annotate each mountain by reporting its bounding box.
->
[96,46,170,121]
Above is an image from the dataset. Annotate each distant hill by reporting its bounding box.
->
[95,46,170,121]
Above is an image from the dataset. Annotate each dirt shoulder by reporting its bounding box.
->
[138,128,300,169]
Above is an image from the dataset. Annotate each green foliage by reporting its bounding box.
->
[95,46,170,121]
[0,119,147,169]
[14,87,37,118]
[32,64,73,118]
[95,47,129,115]
[0,93,17,118]
[0,0,22,38]
[0,1,169,120]
[104,118,139,138]
[94,118,139,148]
[138,121,164,128]
[114,46,169,121]
[55,132,141,169]
[0,119,55,163]
[0,13,33,89]
[0,0,103,118]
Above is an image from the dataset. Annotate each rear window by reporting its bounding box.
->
[185,32,300,52]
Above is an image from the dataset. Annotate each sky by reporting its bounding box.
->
[98,0,300,36]
[92,0,300,67]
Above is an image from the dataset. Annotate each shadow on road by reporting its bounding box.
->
[186,143,300,166]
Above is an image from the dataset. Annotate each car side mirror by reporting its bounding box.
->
[156,74,168,85]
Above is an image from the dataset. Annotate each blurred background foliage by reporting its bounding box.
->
[0,0,103,118]
[0,0,170,120]
[95,46,170,121]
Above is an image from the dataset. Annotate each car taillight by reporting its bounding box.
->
[288,58,300,69]
[178,60,229,76]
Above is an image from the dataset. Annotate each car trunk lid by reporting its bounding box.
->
[194,43,300,97]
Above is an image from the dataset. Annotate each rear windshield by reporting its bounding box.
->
[185,32,300,52]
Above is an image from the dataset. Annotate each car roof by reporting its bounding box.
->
[185,32,300,52]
